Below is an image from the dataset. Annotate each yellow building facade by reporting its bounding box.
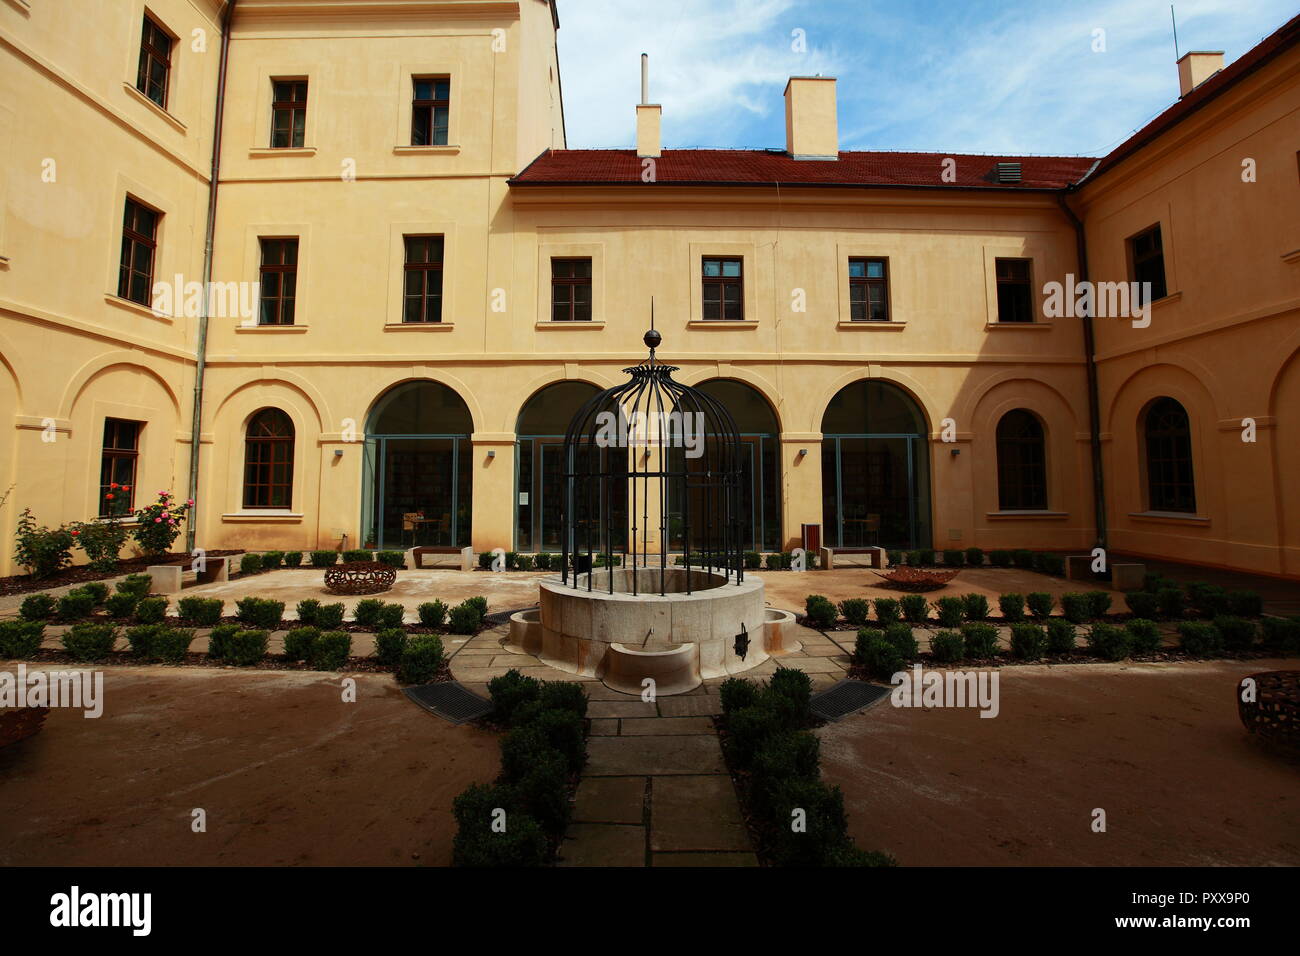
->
[2,0,1297,578]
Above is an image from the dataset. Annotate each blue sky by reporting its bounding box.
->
[555,0,1297,155]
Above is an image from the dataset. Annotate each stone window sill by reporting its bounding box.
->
[221,511,303,522]
[104,292,173,323]
[687,320,758,329]
[383,322,455,331]
[1128,510,1209,525]
[536,320,605,329]
[838,320,906,330]
[248,147,317,158]
[393,145,461,156]
[986,321,1053,330]
[985,510,1069,520]
[122,82,186,132]
[235,324,308,333]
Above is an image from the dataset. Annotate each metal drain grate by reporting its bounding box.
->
[483,605,537,627]
[810,679,890,722]
[404,682,494,724]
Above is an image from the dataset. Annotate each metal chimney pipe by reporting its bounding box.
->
[640,53,648,105]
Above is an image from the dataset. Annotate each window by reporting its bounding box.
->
[118,198,159,306]
[995,258,1033,323]
[996,410,1047,510]
[550,258,592,321]
[1144,397,1196,513]
[1129,225,1168,305]
[412,77,450,146]
[258,238,298,325]
[270,80,308,148]
[702,257,743,320]
[99,419,141,516]
[136,15,172,109]
[243,409,295,509]
[403,235,444,323]
[848,258,890,321]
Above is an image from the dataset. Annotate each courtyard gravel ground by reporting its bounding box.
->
[819,657,1300,866]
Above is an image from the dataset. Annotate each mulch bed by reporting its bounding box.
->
[0,551,243,598]
[11,646,450,677]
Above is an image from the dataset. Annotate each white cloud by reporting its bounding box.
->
[556,0,843,147]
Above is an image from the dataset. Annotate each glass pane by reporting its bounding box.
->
[414,80,433,100]
[404,296,422,323]
[867,261,884,279]
[434,79,450,100]
[702,259,721,277]
[722,260,741,277]
[848,260,866,278]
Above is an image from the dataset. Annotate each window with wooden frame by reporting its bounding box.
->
[403,235,444,323]
[270,80,308,148]
[1128,224,1168,305]
[996,409,1047,510]
[99,419,141,516]
[550,258,592,321]
[848,257,890,321]
[136,14,173,109]
[243,409,295,509]
[411,76,450,146]
[1144,397,1196,513]
[118,197,159,306]
[258,238,298,325]
[995,257,1034,323]
[702,257,743,320]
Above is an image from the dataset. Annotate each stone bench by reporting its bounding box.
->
[147,554,235,594]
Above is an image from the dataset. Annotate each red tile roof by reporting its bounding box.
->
[512,13,1299,195]
[511,148,1096,191]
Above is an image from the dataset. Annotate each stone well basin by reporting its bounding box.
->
[506,567,800,695]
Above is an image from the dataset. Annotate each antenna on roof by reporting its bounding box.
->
[1171,5,1181,59]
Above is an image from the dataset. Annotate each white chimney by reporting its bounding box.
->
[1177,50,1224,97]
[784,76,838,160]
[636,53,661,158]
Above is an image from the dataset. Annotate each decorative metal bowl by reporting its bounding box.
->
[872,567,960,592]
[324,560,397,595]
[1238,670,1300,753]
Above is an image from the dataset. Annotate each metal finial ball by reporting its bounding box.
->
[644,328,662,350]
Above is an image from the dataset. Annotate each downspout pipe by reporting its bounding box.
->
[186,0,236,552]
[1057,188,1108,551]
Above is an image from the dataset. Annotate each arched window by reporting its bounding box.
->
[1144,397,1196,513]
[243,409,295,509]
[996,410,1047,510]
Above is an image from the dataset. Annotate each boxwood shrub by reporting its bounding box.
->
[1225,590,1262,618]
[964,547,984,567]
[1084,590,1112,619]
[134,596,168,625]
[104,592,139,618]
[929,629,964,663]
[18,593,57,622]
[942,549,964,567]
[61,623,118,662]
[1046,618,1076,654]
[900,594,929,624]
[804,594,837,628]
[1213,616,1256,652]
[377,602,406,628]
[961,622,999,658]
[261,551,284,569]
[1261,616,1300,654]
[207,624,239,661]
[282,551,304,568]
[873,597,900,626]
[295,598,320,625]
[533,552,553,571]
[1177,621,1223,657]
[0,621,45,659]
[315,602,345,629]
[1036,553,1066,576]
[934,596,964,628]
[152,627,195,663]
[235,597,283,630]
[855,632,903,680]
[352,598,383,628]
[310,550,337,568]
[1125,618,1162,653]
[1012,549,1035,569]
[998,593,1025,622]
[116,574,153,598]
[768,666,813,722]
[227,629,269,666]
[1022,592,1051,620]
[239,553,263,575]
[418,600,448,628]
[1086,622,1132,661]
[374,628,407,667]
[1009,622,1046,660]
[837,598,870,627]
[126,624,161,657]
[1186,582,1229,618]
[343,549,372,563]
[283,626,320,662]
[447,601,482,635]
[452,783,549,868]
[1060,592,1091,624]
[1156,587,1185,619]
[960,592,990,621]
[487,669,542,723]
[177,597,223,626]
[397,634,445,683]
[1124,590,1159,618]
[989,550,1013,568]
[81,582,110,605]
[540,680,588,719]
[57,589,96,622]
[719,676,760,715]
[376,550,406,569]
[309,631,352,671]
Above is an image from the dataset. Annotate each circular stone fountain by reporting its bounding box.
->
[507,567,798,695]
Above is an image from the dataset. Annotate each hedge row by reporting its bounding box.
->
[719,668,895,867]
[452,670,589,867]
[883,548,1065,575]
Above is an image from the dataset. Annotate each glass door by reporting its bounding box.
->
[823,434,929,550]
